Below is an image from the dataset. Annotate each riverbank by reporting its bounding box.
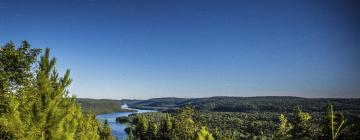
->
[78,98,137,115]
[96,107,156,140]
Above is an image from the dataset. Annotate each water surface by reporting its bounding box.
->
[96,105,156,140]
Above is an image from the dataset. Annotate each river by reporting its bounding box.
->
[96,104,156,140]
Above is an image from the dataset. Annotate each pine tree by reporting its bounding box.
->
[321,103,347,140]
[173,106,196,140]
[26,48,72,139]
[0,95,24,139]
[100,119,114,140]
[127,126,135,140]
[212,127,223,140]
[273,114,292,140]
[76,112,101,140]
[292,107,312,139]
[58,97,82,139]
[136,115,149,140]
[195,126,214,140]
[148,123,158,140]
[159,114,173,140]
[1,41,103,140]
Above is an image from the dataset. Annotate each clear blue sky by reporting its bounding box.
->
[1,0,359,99]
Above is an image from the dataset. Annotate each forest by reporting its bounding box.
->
[77,98,134,114]
[1,41,360,140]
[125,97,360,113]
[118,97,360,140]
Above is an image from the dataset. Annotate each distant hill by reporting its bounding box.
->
[127,97,188,110]
[77,96,360,114]
[77,98,134,114]
[126,96,360,113]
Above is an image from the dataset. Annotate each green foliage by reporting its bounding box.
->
[127,126,135,140]
[321,103,347,140]
[0,95,24,139]
[136,115,149,140]
[100,119,114,140]
[172,106,196,140]
[76,112,101,140]
[0,41,40,93]
[127,107,214,140]
[273,114,292,140]
[128,96,360,113]
[195,127,214,140]
[193,111,277,139]
[291,107,313,139]
[127,96,360,140]
[159,114,173,140]
[126,104,359,140]
[148,123,158,139]
[275,104,351,140]
[77,98,133,115]
[0,41,102,140]
[28,48,78,139]
[0,41,40,139]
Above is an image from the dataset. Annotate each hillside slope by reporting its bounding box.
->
[77,98,134,114]
[127,96,360,113]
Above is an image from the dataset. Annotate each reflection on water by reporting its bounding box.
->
[96,105,156,140]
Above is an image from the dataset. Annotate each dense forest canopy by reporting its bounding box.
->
[121,97,360,139]
[122,103,360,140]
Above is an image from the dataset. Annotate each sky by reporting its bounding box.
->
[1,0,359,99]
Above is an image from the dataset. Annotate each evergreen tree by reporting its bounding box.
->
[127,126,135,140]
[100,119,114,140]
[0,95,24,139]
[58,97,82,139]
[321,103,347,140]
[76,112,101,140]
[212,128,224,140]
[148,123,158,140]
[172,106,196,140]
[273,114,292,140]
[195,126,214,140]
[27,48,75,139]
[1,41,102,140]
[136,115,149,140]
[292,107,312,139]
[159,114,173,140]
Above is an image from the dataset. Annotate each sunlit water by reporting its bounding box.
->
[96,105,156,140]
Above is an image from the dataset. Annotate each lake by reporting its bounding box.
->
[96,105,156,140]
